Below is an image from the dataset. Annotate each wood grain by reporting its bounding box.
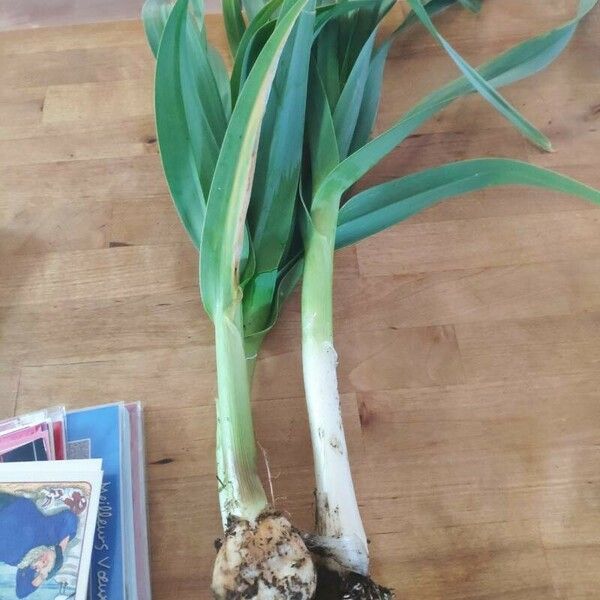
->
[1,2,600,598]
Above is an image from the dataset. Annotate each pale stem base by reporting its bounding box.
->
[302,226,369,575]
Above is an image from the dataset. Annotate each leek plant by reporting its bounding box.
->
[143,0,320,596]
[142,0,600,597]
[295,0,600,595]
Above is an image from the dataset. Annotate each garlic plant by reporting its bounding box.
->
[142,0,600,597]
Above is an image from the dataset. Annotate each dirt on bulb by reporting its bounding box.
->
[212,510,317,599]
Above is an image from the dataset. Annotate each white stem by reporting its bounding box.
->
[303,338,369,575]
[301,224,369,575]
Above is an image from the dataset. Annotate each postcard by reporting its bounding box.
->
[0,460,102,600]
[67,405,131,600]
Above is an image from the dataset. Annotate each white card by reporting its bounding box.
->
[0,460,103,600]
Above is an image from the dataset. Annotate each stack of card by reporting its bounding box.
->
[0,403,151,600]
[0,407,67,463]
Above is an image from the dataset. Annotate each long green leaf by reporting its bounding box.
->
[144,0,231,126]
[200,0,310,319]
[142,0,173,57]
[243,0,269,20]
[230,0,284,103]
[243,0,316,336]
[154,0,206,248]
[316,0,597,204]
[208,46,232,119]
[337,0,393,83]
[316,20,341,108]
[333,29,376,158]
[223,0,246,56]
[349,0,465,153]
[180,16,223,196]
[349,37,387,152]
[336,159,600,247]
[184,13,229,146]
[393,0,460,36]
[407,0,552,151]
[307,59,340,193]
[314,0,382,38]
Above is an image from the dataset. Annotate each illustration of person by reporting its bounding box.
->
[0,491,78,598]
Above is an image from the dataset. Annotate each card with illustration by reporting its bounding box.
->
[0,460,102,600]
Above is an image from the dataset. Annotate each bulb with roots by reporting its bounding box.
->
[212,510,317,599]
[302,536,394,600]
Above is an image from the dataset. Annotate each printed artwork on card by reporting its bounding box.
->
[0,462,102,600]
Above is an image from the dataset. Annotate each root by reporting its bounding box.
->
[315,565,394,600]
[258,442,276,507]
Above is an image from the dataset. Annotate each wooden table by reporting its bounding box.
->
[1,1,599,598]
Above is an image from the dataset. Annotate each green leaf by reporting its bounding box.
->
[223,0,246,57]
[395,0,460,34]
[307,59,340,193]
[200,0,310,319]
[239,232,257,288]
[317,0,598,202]
[243,0,316,336]
[337,0,393,83]
[154,0,207,249]
[407,0,552,151]
[243,252,304,352]
[458,0,481,13]
[349,36,388,152]
[182,10,229,146]
[230,0,284,103]
[316,20,341,109]
[142,0,174,57]
[314,0,382,39]
[333,29,376,158]
[336,159,600,248]
[347,0,458,153]
[339,0,480,158]
[243,0,269,20]
[180,14,224,194]
[208,46,232,119]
